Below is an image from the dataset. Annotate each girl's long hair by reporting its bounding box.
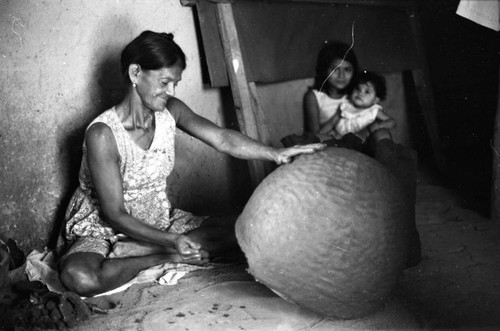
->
[313,40,358,94]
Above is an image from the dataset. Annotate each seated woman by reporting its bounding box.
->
[59,31,324,297]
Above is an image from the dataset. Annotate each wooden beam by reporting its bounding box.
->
[214,2,268,187]
[181,0,417,8]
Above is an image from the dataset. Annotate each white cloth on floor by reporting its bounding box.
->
[94,262,211,297]
[25,249,66,294]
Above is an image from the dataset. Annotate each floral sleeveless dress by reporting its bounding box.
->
[64,107,204,245]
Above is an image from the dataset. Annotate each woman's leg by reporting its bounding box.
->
[60,252,186,297]
[109,240,176,258]
[59,216,244,296]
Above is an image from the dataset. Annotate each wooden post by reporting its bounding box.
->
[214,3,268,187]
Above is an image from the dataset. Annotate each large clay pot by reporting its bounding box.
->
[235,147,411,319]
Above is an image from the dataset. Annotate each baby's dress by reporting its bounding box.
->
[65,107,203,243]
[335,102,382,137]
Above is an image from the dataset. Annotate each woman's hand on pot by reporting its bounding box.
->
[274,143,326,165]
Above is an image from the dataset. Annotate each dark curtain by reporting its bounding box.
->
[196,2,420,87]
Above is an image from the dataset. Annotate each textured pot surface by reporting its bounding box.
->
[235,147,411,319]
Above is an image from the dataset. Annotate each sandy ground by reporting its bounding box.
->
[65,177,500,330]
[397,183,500,329]
[3,173,500,330]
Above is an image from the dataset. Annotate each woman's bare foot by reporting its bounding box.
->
[179,249,210,266]
[109,240,210,266]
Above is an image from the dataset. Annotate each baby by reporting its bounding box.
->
[320,71,395,150]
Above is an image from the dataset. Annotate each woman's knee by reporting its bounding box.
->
[59,254,102,296]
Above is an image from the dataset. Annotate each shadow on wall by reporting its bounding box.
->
[218,87,255,213]
[401,70,435,168]
[48,17,132,253]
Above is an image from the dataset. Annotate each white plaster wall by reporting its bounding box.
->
[0,0,247,251]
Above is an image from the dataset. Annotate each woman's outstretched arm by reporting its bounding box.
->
[169,97,325,165]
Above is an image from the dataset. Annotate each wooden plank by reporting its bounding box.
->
[181,0,417,8]
[248,82,276,175]
[195,2,229,87]
[407,8,446,172]
[214,2,268,187]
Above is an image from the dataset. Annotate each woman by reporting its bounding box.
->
[59,31,324,297]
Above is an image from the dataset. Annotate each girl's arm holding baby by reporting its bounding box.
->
[318,110,341,135]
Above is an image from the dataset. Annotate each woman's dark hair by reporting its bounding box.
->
[357,71,387,101]
[120,31,186,83]
[313,40,359,93]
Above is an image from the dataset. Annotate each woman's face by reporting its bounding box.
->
[326,59,354,91]
[136,64,183,112]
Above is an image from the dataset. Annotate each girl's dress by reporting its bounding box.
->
[65,107,204,247]
[312,89,347,133]
[280,89,347,147]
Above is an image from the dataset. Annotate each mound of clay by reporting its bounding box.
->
[235,147,411,319]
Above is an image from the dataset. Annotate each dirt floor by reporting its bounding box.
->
[2,169,500,330]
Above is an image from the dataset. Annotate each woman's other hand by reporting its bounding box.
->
[274,143,326,165]
[174,235,208,263]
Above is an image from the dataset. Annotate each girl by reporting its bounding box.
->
[304,40,359,142]
[281,40,359,147]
